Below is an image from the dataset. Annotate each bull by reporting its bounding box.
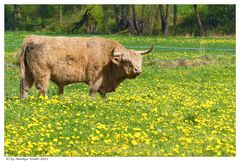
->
[19,35,153,98]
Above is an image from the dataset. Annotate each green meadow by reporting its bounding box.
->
[4,32,235,156]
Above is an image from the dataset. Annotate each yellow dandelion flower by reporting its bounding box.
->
[53,138,58,142]
[96,130,100,134]
[133,132,141,138]
[131,140,138,145]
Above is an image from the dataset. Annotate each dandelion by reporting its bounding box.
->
[96,130,100,134]
[53,138,58,142]
[131,140,138,145]
[46,133,50,138]
[133,132,141,138]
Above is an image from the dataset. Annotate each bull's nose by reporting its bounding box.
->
[134,68,141,74]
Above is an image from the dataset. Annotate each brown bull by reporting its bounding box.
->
[19,35,153,98]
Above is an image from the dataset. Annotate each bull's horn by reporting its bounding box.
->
[113,52,122,56]
[112,48,123,56]
[136,45,153,55]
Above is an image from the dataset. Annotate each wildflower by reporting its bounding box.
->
[133,132,141,138]
[96,130,100,134]
[53,138,58,142]
[131,140,138,145]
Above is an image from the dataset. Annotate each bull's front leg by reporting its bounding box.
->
[89,88,97,98]
[89,77,103,98]
[57,84,64,95]
[98,87,107,99]
[100,93,106,99]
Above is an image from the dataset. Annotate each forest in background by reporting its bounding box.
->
[5,5,235,36]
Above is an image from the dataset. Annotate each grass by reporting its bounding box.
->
[4,31,236,156]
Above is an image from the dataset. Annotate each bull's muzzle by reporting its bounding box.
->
[134,68,141,74]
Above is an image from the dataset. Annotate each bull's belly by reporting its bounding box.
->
[50,67,87,85]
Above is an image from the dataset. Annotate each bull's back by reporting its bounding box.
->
[25,36,91,84]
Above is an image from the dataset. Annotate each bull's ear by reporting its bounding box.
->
[112,57,121,65]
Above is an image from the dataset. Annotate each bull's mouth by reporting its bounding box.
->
[129,73,140,79]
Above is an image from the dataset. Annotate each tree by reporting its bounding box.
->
[131,5,140,35]
[39,5,53,27]
[138,5,145,34]
[114,5,120,25]
[205,5,235,34]
[14,5,21,30]
[59,5,63,25]
[4,4,236,35]
[152,5,160,35]
[193,4,204,36]
[70,9,91,32]
[173,5,177,35]
[112,5,132,33]
[159,5,169,36]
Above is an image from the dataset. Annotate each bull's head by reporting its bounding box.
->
[112,45,153,78]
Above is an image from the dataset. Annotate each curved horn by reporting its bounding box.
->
[135,45,153,55]
[112,48,123,56]
[113,52,122,56]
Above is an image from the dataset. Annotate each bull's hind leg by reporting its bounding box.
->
[35,73,50,96]
[20,70,34,98]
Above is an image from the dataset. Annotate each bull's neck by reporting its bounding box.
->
[103,63,127,91]
[110,64,126,85]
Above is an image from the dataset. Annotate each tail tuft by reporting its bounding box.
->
[19,41,28,98]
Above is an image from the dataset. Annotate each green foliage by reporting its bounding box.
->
[4,5,235,36]
[177,5,235,35]
[204,5,235,34]
[5,5,15,30]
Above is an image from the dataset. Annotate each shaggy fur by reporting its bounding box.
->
[19,35,152,98]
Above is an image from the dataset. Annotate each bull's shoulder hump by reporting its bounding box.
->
[87,36,122,46]
[88,36,108,41]
[88,36,118,43]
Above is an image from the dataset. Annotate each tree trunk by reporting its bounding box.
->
[154,6,159,25]
[159,5,169,36]
[141,5,145,21]
[125,5,133,32]
[152,6,160,35]
[102,5,108,33]
[114,5,120,25]
[159,5,165,34]
[163,5,169,36]
[70,9,90,32]
[59,5,63,26]
[113,5,132,33]
[14,5,21,30]
[193,4,204,36]
[139,5,145,34]
[173,5,177,35]
[131,5,140,35]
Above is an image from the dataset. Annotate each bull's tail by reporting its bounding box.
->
[19,41,32,98]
